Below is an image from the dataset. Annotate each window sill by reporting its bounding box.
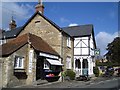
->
[14,69,25,72]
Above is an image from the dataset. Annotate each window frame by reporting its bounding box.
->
[67,37,71,48]
[14,56,24,69]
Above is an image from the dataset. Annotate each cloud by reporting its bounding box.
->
[60,17,70,23]
[69,23,78,27]
[1,2,34,30]
[95,31,118,55]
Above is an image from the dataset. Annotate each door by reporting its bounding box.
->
[36,57,44,80]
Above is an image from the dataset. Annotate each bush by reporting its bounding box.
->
[93,67,99,77]
[64,70,76,80]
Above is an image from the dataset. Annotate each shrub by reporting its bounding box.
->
[64,70,76,80]
[93,67,99,77]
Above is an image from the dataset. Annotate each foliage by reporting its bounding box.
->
[64,70,76,80]
[93,67,99,77]
[105,37,120,64]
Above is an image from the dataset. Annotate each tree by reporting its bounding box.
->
[105,37,120,64]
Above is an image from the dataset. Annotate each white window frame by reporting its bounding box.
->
[14,56,24,69]
[44,60,50,69]
[67,37,71,48]
[66,57,72,69]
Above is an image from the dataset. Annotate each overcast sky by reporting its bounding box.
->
[1,2,119,55]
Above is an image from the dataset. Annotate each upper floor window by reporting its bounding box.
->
[67,37,71,48]
[14,56,24,69]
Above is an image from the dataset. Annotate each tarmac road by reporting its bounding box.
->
[1,77,120,90]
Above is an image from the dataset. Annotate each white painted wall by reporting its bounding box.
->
[74,37,89,55]
[74,35,95,76]
[90,34,95,56]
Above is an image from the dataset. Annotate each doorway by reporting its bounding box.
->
[82,59,88,75]
[36,56,44,80]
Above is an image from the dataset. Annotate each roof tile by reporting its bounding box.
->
[0,33,59,57]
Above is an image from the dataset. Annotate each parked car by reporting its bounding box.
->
[102,66,114,77]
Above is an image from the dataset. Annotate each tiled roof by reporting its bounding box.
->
[0,26,23,39]
[62,24,93,37]
[0,33,59,57]
[62,24,97,48]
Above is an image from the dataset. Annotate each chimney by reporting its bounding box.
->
[35,0,44,14]
[9,16,17,30]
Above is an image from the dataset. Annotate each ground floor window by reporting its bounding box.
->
[14,56,24,69]
[66,57,71,69]
[75,59,81,69]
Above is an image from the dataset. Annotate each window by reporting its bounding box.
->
[67,37,71,48]
[44,60,49,69]
[14,56,24,69]
[66,57,71,69]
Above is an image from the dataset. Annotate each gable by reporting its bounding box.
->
[1,11,71,40]
[19,13,62,48]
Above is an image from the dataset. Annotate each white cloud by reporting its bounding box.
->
[60,17,70,23]
[69,23,78,27]
[95,31,118,55]
[1,2,34,30]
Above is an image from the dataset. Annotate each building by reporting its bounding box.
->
[0,2,74,87]
[62,25,97,77]
[0,33,63,87]
[0,1,96,87]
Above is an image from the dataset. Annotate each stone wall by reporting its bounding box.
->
[19,14,62,55]
[18,14,74,70]
[62,34,74,70]
[0,59,3,88]
[1,44,30,87]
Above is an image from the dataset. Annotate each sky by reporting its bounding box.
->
[1,1,119,56]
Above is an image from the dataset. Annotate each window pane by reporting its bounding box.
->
[14,56,24,69]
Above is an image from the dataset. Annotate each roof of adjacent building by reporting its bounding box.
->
[1,26,23,39]
[62,24,97,48]
[62,24,93,37]
[0,33,59,57]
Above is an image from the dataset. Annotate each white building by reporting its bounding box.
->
[62,24,97,77]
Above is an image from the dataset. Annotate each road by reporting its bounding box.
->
[32,77,120,89]
[1,77,120,90]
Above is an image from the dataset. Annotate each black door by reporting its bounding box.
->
[36,57,44,80]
